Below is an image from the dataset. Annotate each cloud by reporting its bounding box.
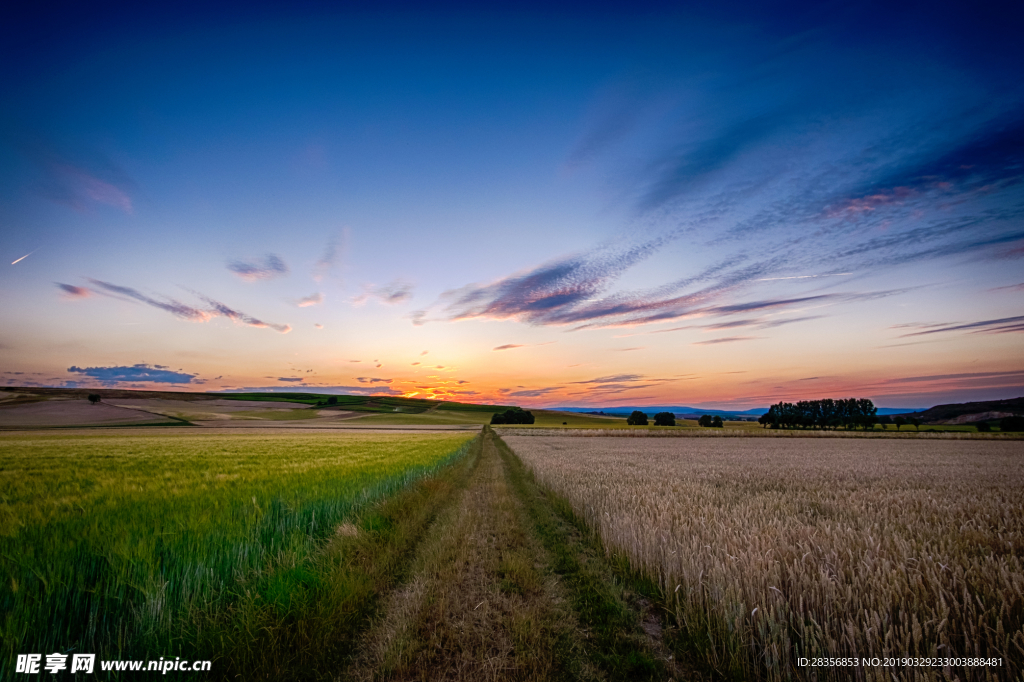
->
[227,254,288,281]
[313,231,346,282]
[39,156,135,214]
[570,374,645,384]
[356,377,393,384]
[277,377,304,382]
[314,323,324,329]
[692,336,762,345]
[499,386,564,398]
[67,363,196,385]
[990,283,1024,292]
[82,279,291,332]
[493,344,524,351]
[56,283,91,299]
[198,296,292,333]
[87,279,211,321]
[638,111,790,212]
[898,315,1024,337]
[297,292,323,307]
[354,280,414,306]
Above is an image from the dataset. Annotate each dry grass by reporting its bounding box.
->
[504,435,1024,681]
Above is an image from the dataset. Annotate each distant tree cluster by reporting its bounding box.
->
[1002,416,1024,432]
[87,394,101,405]
[626,410,648,425]
[758,398,880,430]
[653,412,676,426]
[698,414,723,428]
[490,407,535,425]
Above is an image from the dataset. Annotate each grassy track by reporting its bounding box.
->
[0,431,475,674]
[346,428,690,681]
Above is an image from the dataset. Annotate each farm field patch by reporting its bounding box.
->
[504,435,1024,681]
[0,399,181,428]
[0,430,475,670]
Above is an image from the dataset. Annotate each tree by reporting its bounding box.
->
[893,416,906,431]
[1000,415,1024,432]
[975,421,991,432]
[327,396,338,405]
[653,412,675,426]
[757,414,769,428]
[698,414,713,427]
[878,415,892,429]
[711,415,723,428]
[910,418,922,431]
[627,410,648,426]
[87,394,101,405]
[490,407,535,425]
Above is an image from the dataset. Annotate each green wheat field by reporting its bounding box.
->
[0,431,474,670]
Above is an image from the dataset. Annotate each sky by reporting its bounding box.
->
[1,0,1022,409]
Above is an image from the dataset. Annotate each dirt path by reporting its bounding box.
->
[347,429,580,681]
[344,428,696,682]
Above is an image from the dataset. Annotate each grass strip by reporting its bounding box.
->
[346,427,579,681]
[492,429,672,681]
[186,434,482,681]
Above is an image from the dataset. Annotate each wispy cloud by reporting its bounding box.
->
[354,280,414,306]
[296,292,323,307]
[87,279,211,321]
[898,315,1024,337]
[498,386,563,398]
[81,279,291,332]
[56,283,91,299]
[693,336,762,345]
[570,374,645,384]
[492,341,555,351]
[198,296,292,333]
[227,254,288,281]
[68,363,196,385]
[356,377,393,384]
[39,156,135,214]
[313,231,346,282]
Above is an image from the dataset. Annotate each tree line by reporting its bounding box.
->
[490,407,535,425]
[758,398,894,430]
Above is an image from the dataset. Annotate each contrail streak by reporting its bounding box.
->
[11,251,36,265]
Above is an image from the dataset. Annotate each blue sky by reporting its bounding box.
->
[2,1,1022,408]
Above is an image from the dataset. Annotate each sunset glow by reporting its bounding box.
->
[1,3,1021,410]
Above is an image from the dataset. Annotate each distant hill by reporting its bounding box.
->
[893,396,1024,424]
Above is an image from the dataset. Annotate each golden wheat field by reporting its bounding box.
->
[503,435,1024,681]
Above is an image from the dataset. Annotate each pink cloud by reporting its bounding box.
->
[297,292,323,307]
[57,283,92,299]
